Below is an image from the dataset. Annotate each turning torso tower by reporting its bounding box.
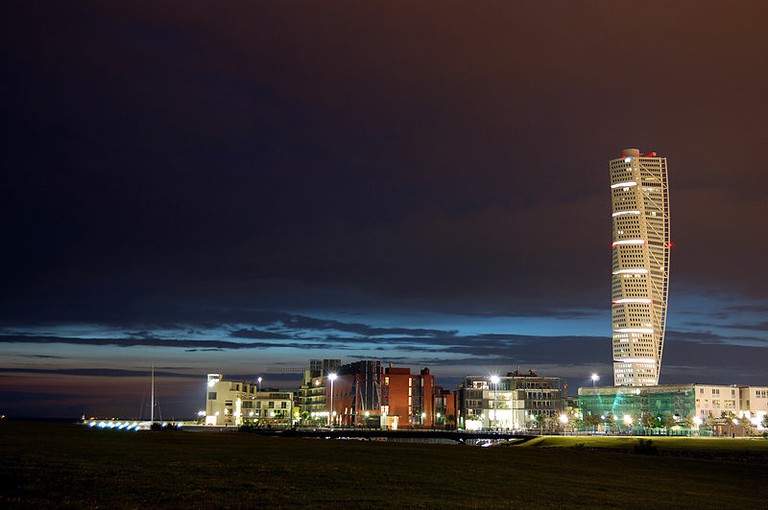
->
[609,148,670,386]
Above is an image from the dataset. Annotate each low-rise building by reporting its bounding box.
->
[381,366,435,428]
[298,360,441,429]
[205,373,294,427]
[433,386,458,429]
[296,359,341,426]
[331,360,383,427]
[457,370,565,431]
[578,383,768,430]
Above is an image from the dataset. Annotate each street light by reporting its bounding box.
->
[693,416,703,436]
[623,414,633,433]
[257,377,262,391]
[328,373,337,428]
[591,373,599,387]
[490,375,500,430]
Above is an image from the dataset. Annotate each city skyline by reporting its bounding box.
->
[2,2,767,418]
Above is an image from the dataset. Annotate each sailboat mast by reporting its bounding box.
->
[150,364,155,422]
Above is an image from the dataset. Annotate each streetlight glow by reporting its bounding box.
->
[328,373,338,428]
[490,375,500,430]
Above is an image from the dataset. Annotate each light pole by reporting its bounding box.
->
[328,373,337,428]
[257,377,262,391]
[490,375,500,430]
[591,373,599,388]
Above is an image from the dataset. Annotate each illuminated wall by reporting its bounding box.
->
[205,373,293,427]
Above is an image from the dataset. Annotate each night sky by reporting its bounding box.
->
[2,1,767,419]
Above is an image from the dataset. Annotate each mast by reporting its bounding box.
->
[150,364,155,422]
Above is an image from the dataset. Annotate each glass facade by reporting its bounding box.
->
[579,385,695,419]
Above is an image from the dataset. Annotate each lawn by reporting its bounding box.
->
[523,434,768,452]
[1,421,766,509]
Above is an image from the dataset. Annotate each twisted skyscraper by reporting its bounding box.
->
[610,148,670,386]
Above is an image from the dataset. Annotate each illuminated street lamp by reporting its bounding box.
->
[559,413,569,434]
[257,377,262,391]
[623,414,633,433]
[490,375,500,429]
[591,373,599,387]
[693,416,703,436]
[328,373,338,428]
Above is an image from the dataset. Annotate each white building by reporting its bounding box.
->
[205,373,294,427]
[695,384,768,423]
[609,148,671,386]
[457,371,564,431]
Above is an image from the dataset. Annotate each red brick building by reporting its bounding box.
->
[326,361,438,428]
[381,366,435,428]
[433,386,458,429]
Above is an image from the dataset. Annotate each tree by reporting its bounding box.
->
[584,414,600,430]
[682,415,695,430]
[739,414,754,432]
[762,414,768,429]
[661,414,677,430]
[566,409,583,431]
[640,413,656,428]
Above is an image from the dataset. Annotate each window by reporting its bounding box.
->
[208,392,217,400]
[281,402,287,409]
[268,401,275,409]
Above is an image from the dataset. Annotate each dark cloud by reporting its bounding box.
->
[3,1,767,324]
[229,328,293,340]
[0,367,195,379]
[0,334,331,351]
[666,329,768,345]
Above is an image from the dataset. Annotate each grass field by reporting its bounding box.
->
[1,421,766,509]
[523,434,768,451]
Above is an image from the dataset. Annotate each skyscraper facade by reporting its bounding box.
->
[610,148,670,386]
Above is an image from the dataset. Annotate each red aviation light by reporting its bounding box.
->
[669,242,675,249]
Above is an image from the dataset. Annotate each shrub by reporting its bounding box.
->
[634,438,658,455]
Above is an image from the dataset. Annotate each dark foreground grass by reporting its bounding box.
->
[1,421,766,509]
[524,434,768,452]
